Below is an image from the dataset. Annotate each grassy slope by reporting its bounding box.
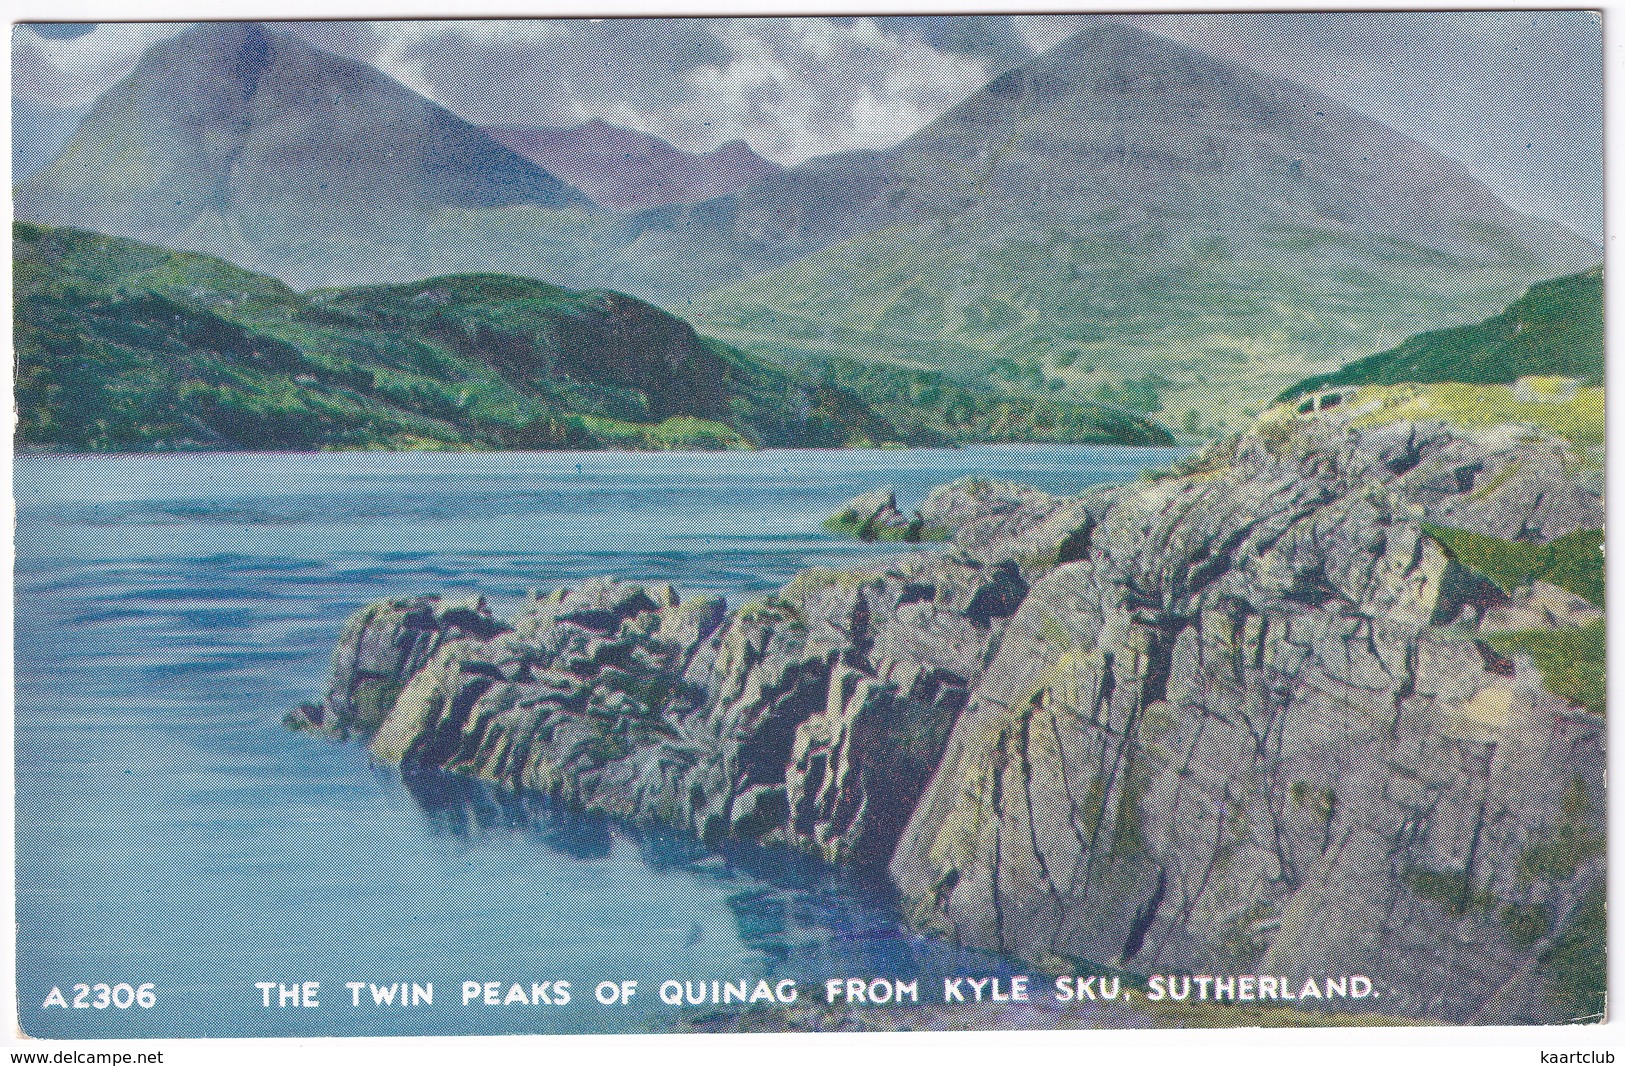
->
[15,222,1171,453]
[1422,524,1605,718]
[815,355,1175,447]
[1276,267,1602,403]
[1344,380,1604,449]
[688,212,1571,438]
[1422,526,1604,609]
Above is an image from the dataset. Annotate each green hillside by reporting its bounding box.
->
[689,216,1571,439]
[16,21,1596,442]
[815,355,1176,446]
[1277,267,1602,404]
[14,223,1171,453]
[13,222,838,452]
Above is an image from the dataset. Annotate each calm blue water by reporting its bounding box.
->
[15,445,1183,1037]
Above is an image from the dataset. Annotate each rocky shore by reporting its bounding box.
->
[293,393,1605,1025]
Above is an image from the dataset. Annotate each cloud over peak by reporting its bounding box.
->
[12,12,1600,237]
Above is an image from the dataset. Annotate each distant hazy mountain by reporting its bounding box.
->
[15,20,1600,427]
[677,22,1599,430]
[487,120,783,211]
[11,97,90,182]
[14,22,589,274]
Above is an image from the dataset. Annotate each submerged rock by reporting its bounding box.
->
[300,399,1604,1024]
[823,486,920,541]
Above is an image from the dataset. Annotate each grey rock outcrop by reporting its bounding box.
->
[890,410,1603,1024]
[301,398,1604,1024]
[289,594,506,739]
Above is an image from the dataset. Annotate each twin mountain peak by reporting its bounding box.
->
[15,18,1601,435]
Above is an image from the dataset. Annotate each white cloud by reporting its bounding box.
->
[303,16,1007,165]
[10,12,1601,236]
[13,22,185,106]
[679,18,993,163]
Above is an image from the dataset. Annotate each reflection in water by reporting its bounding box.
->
[391,761,1009,980]
[17,448,1182,1037]
[398,762,615,860]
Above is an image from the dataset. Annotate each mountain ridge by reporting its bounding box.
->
[14,221,1172,452]
[14,19,1600,429]
[622,21,1594,278]
[486,119,784,211]
[15,23,590,243]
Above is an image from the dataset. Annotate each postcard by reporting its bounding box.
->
[10,5,1607,1048]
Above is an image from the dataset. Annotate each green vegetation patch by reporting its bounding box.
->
[820,511,948,544]
[809,355,1175,447]
[1423,525,1604,608]
[350,678,405,733]
[574,415,752,451]
[1109,754,1150,862]
[1498,902,1553,949]
[1403,863,1495,917]
[1349,382,1604,448]
[1483,622,1605,718]
[1278,267,1603,404]
[1519,819,1604,885]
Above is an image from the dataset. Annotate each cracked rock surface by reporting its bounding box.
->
[297,405,1603,1023]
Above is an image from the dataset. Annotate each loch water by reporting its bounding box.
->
[15,445,1185,1037]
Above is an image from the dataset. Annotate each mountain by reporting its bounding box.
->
[11,96,91,182]
[486,120,783,211]
[16,20,1600,429]
[676,21,1600,431]
[14,22,590,277]
[13,222,825,452]
[15,221,1170,452]
[1277,267,1603,403]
